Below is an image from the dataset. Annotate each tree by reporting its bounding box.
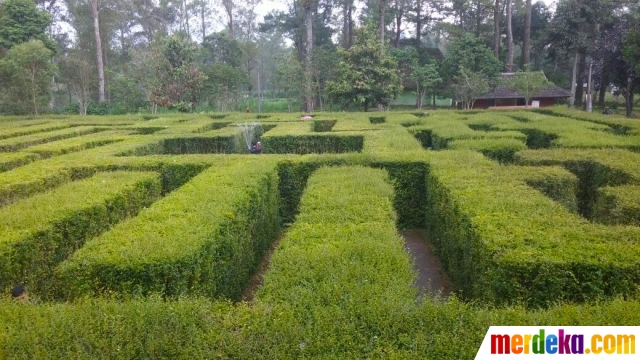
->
[59,53,93,115]
[275,53,302,113]
[411,62,442,109]
[454,67,488,109]
[442,33,502,80]
[501,69,553,106]
[620,24,640,117]
[506,0,514,71]
[202,32,242,67]
[302,0,315,112]
[0,40,56,115]
[523,0,532,66]
[0,0,55,52]
[202,63,248,112]
[90,0,105,102]
[328,27,402,111]
[311,46,338,111]
[148,35,205,112]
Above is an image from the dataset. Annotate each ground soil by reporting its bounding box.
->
[240,233,284,302]
[400,229,453,298]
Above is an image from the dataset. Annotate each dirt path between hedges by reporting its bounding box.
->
[400,229,452,298]
[240,233,285,302]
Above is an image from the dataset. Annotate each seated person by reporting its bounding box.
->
[250,141,262,154]
[11,284,29,302]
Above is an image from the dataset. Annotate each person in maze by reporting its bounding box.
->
[250,141,262,154]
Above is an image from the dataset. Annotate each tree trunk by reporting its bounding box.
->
[416,0,422,44]
[378,0,387,44]
[91,0,105,102]
[348,3,354,48]
[598,59,609,107]
[523,0,531,67]
[586,60,593,112]
[394,1,403,47]
[304,4,313,113]
[183,0,190,36]
[223,0,234,39]
[569,52,578,108]
[625,77,635,118]
[432,93,436,109]
[494,0,500,58]
[575,53,585,107]
[201,2,206,40]
[506,0,513,72]
[342,0,349,47]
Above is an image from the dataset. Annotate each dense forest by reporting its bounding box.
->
[0,0,639,116]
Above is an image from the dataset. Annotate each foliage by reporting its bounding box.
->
[441,33,502,81]
[274,53,302,113]
[454,68,489,110]
[58,54,93,115]
[148,35,205,112]
[56,162,280,300]
[500,70,554,105]
[411,62,442,109]
[328,28,402,111]
[202,32,242,67]
[0,0,55,52]
[202,63,248,112]
[0,40,56,115]
[0,171,161,297]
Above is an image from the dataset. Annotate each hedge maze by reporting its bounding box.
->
[1,110,640,358]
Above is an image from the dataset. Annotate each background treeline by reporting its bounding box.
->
[0,0,639,115]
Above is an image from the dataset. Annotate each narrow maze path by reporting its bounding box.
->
[401,229,452,298]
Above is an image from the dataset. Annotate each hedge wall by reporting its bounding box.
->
[424,150,640,307]
[0,171,162,297]
[262,135,363,154]
[56,160,280,300]
[593,185,640,226]
[1,296,640,359]
[257,166,416,313]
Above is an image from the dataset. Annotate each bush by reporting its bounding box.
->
[56,160,280,300]
[0,171,161,297]
[593,185,640,226]
[425,150,640,307]
[262,135,364,154]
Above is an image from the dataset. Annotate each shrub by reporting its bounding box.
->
[262,135,363,154]
[312,119,337,132]
[56,161,280,300]
[593,185,640,226]
[0,171,161,297]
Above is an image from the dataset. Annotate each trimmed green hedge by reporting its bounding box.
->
[257,166,416,316]
[262,135,363,154]
[448,138,527,163]
[425,150,640,307]
[1,296,640,359]
[0,127,107,152]
[369,116,386,124]
[0,123,68,140]
[312,119,337,132]
[56,160,280,300]
[163,136,238,154]
[593,185,640,226]
[0,152,40,172]
[0,171,161,297]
